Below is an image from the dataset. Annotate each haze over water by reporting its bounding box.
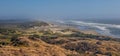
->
[0,0,120,37]
[55,18,120,38]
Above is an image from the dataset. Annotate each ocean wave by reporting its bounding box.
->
[71,20,120,37]
[71,21,120,29]
[56,20,65,23]
[57,20,120,37]
[94,26,107,31]
[56,20,120,37]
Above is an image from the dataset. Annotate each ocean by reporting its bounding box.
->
[56,19,120,38]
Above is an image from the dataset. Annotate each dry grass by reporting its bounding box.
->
[0,37,79,56]
[41,37,120,56]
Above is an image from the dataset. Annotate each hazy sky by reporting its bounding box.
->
[0,0,120,19]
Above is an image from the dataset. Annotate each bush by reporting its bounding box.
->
[11,37,29,46]
[0,28,16,35]
[64,42,98,53]
[0,41,9,45]
[0,35,10,39]
[10,35,19,42]
[96,41,102,45]
[28,34,40,40]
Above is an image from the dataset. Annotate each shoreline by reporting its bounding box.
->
[50,22,100,35]
[50,21,119,38]
[51,22,120,38]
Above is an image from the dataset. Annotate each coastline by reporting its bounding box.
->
[50,21,100,35]
[0,20,120,56]
[50,20,120,38]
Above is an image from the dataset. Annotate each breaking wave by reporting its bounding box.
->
[71,21,120,29]
[56,20,120,37]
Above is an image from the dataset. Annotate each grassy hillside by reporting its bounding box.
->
[0,21,120,56]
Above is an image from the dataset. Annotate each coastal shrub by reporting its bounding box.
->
[0,41,9,45]
[0,28,17,35]
[94,50,103,54]
[0,35,10,39]
[49,39,69,44]
[105,52,112,56]
[64,42,98,53]
[18,21,49,29]
[96,41,102,45]
[69,32,120,42]
[10,35,19,42]
[77,42,97,52]
[40,36,58,44]
[40,37,53,43]
[64,43,77,51]
[28,34,40,40]
[42,30,53,35]
[11,36,29,46]
[11,38,29,46]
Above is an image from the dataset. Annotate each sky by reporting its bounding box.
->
[0,0,120,19]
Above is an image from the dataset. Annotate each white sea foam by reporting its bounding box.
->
[56,20,120,37]
[71,21,120,29]
[94,26,107,31]
[70,20,120,37]
[57,20,65,23]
